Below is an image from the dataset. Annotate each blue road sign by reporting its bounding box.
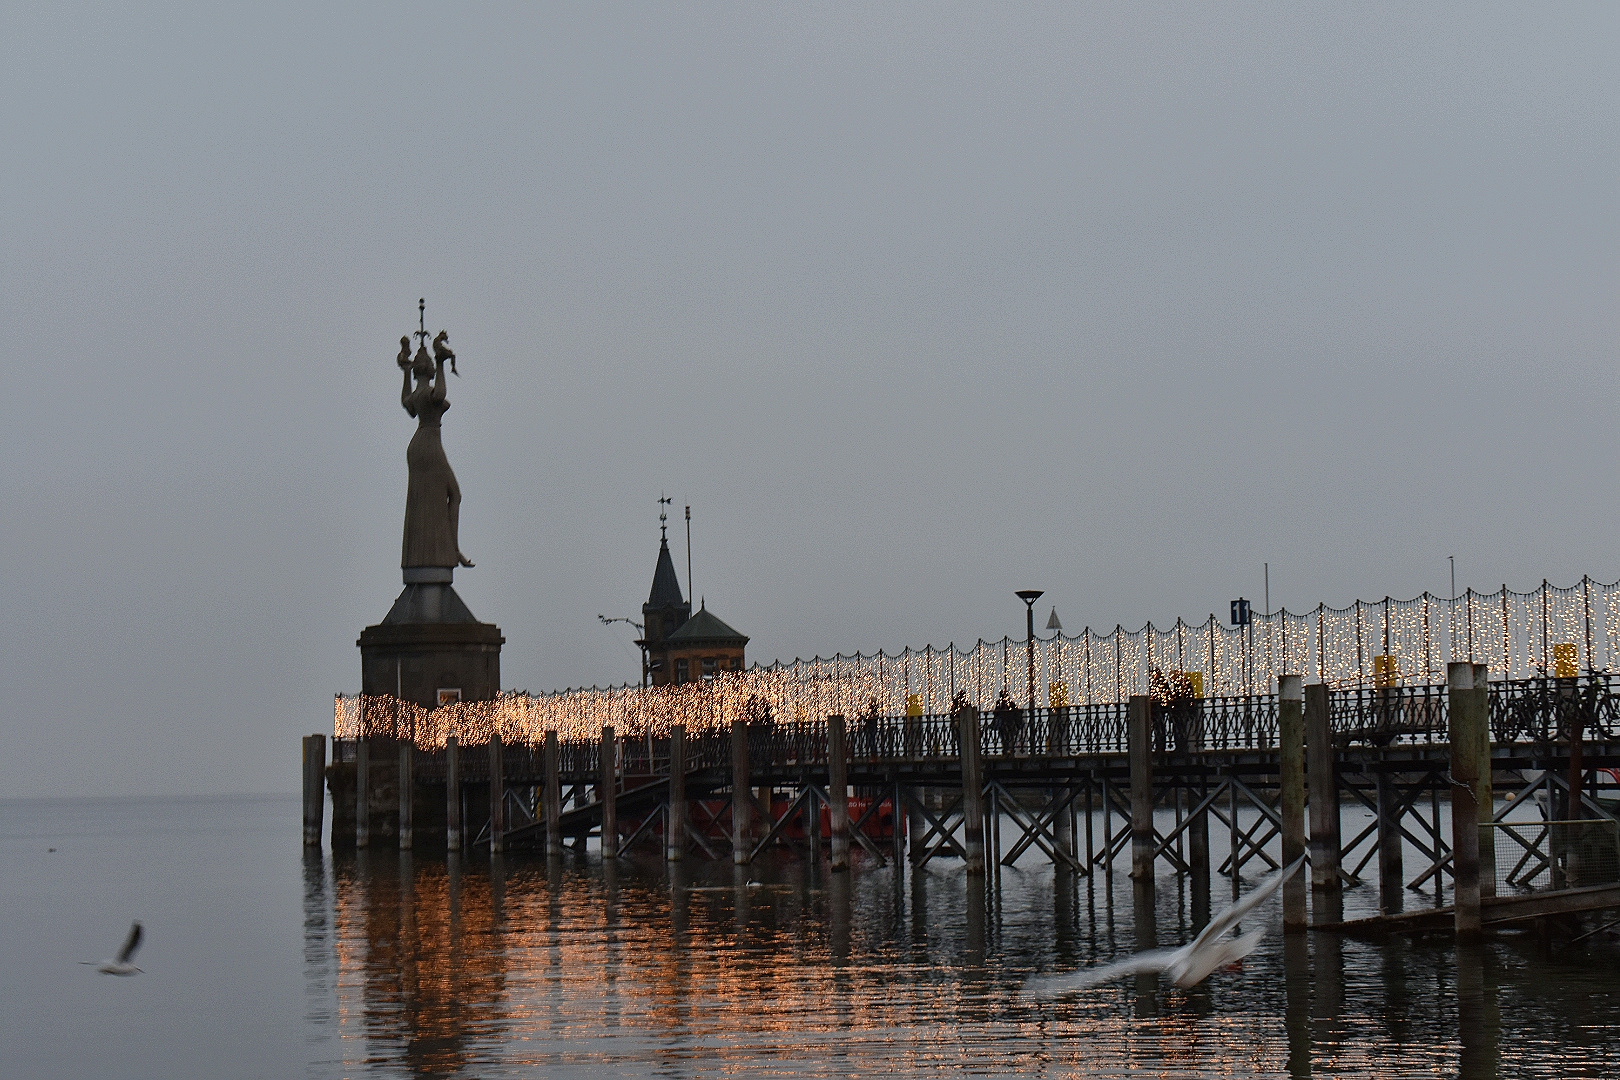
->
[1230,598,1251,627]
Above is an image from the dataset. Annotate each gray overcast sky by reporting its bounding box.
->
[3,3,1616,796]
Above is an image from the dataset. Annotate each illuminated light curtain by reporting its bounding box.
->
[1603,581,1620,673]
[1316,602,1359,687]
[1277,608,1311,679]
[1210,620,1242,696]
[1546,580,1586,673]
[334,575,1620,746]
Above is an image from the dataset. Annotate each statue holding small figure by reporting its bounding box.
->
[398,326,473,571]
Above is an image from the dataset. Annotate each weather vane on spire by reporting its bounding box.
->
[658,494,672,541]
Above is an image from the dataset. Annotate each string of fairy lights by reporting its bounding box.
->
[336,575,1620,748]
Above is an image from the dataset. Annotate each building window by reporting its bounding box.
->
[675,659,689,684]
[702,657,718,682]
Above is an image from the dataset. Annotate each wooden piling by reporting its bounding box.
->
[1567,680,1585,821]
[600,724,618,858]
[1102,772,1114,878]
[1448,661,1483,940]
[1189,774,1210,923]
[1128,695,1154,880]
[806,777,821,852]
[355,737,370,849]
[1305,682,1341,897]
[302,734,326,847]
[958,705,985,873]
[731,717,751,864]
[1053,785,1074,868]
[984,786,997,880]
[490,729,506,854]
[667,724,687,862]
[398,739,414,850]
[1229,774,1240,902]
[1474,663,1495,897]
[1278,674,1306,931]
[1084,776,1096,875]
[908,795,926,861]
[828,713,850,871]
[543,728,561,856]
[892,780,905,869]
[445,736,461,852]
[1374,766,1402,914]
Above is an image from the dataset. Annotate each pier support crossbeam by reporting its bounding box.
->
[901,789,970,865]
[987,780,1083,871]
[743,786,818,863]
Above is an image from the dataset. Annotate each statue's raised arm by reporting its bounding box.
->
[432,330,458,377]
[397,337,417,416]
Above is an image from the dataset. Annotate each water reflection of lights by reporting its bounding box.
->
[305,851,1599,1077]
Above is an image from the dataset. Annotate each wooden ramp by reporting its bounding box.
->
[1314,884,1620,937]
[502,776,673,842]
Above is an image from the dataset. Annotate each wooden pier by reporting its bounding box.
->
[308,671,1620,935]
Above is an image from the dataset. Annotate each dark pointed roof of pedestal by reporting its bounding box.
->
[647,538,685,608]
[666,603,748,645]
[381,583,478,624]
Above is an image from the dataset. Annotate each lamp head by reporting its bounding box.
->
[1015,589,1044,606]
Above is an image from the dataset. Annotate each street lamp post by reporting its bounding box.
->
[598,615,648,686]
[1016,590,1044,716]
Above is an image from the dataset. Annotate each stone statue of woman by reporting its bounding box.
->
[397,332,474,576]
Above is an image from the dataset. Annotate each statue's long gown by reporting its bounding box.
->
[401,385,463,568]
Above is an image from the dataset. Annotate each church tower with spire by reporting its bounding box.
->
[637,507,690,684]
[635,501,747,685]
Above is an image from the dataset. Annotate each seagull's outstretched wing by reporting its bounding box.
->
[1170,928,1267,988]
[1188,857,1304,954]
[1027,947,1186,994]
[117,921,143,965]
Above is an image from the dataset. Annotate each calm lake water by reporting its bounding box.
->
[4,794,1620,1078]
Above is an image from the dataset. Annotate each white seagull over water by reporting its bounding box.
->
[1031,858,1304,993]
[82,921,144,976]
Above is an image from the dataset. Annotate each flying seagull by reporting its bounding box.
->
[82,921,144,976]
[1030,858,1304,993]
